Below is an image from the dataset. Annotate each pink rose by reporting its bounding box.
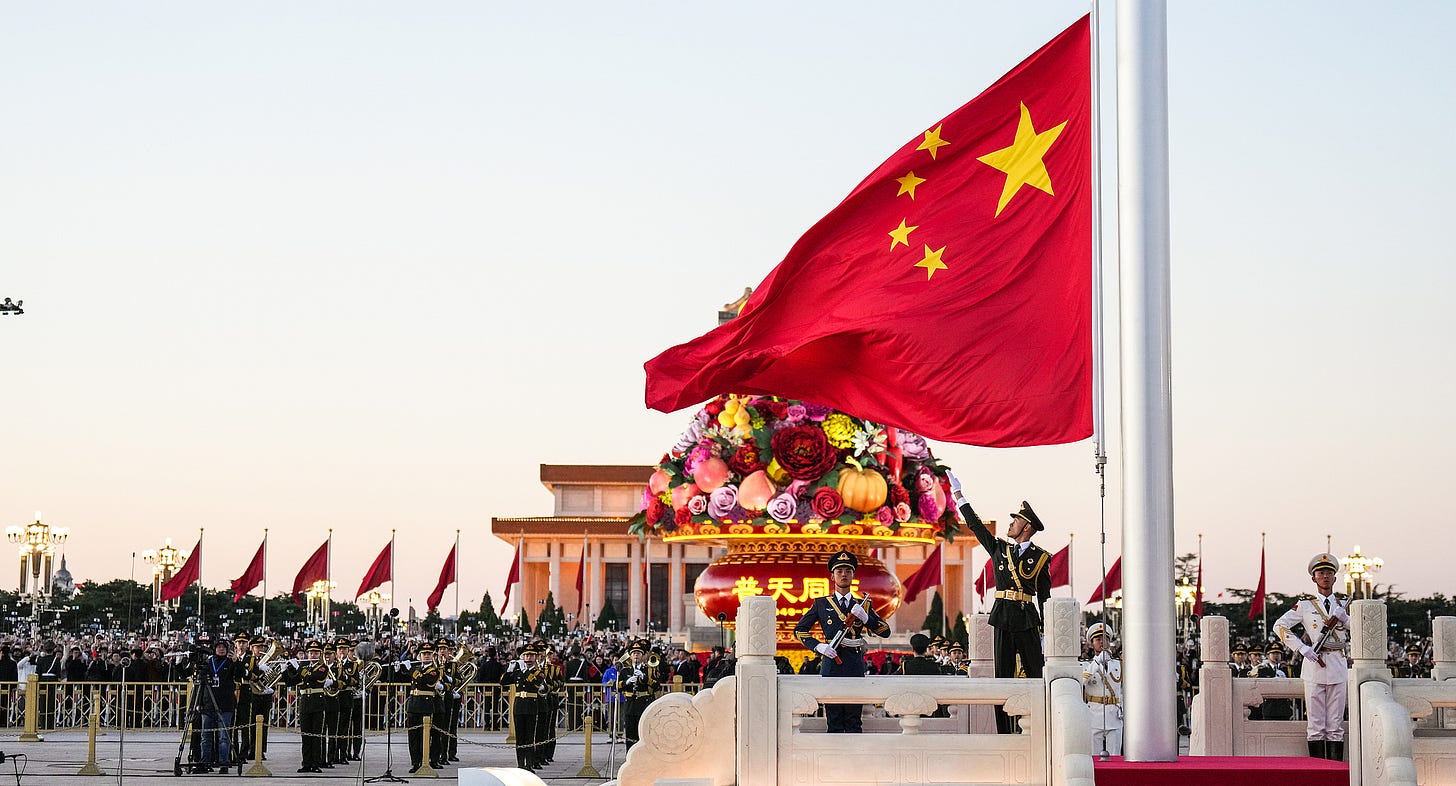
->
[875,506,894,526]
[917,492,941,521]
[915,471,936,493]
[893,501,912,522]
[687,494,708,516]
[767,493,798,523]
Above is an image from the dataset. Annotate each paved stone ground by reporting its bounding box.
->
[0,730,619,784]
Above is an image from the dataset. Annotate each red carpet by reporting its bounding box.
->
[1093,756,1347,786]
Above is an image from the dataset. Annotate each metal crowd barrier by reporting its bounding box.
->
[0,678,702,734]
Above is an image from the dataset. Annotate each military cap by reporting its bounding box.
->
[418,642,436,655]
[1231,645,1247,656]
[1308,552,1339,575]
[1087,622,1108,641]
[305,641,324,653]
[627,639,649,655]
[948,641,965,654]
[233,631,251,642]
[336,639,353,650]
[828,550,858,572]
[909,633,930,652]
[932,636,948,648]
[1011,501,1045,532]
[1265,641,1284,655]
[250,635,267,646]
[436,638,452,648]
[1406,643,1424,656]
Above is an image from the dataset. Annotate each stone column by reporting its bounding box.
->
[629,542,643,633]
[965,612,996,733]
[1348,599,1390,779]
[1433,616,1455,682]
[589,542,603,629]
[1190,615,1231,755]
[735,596,778,786]
[549,542,562,613]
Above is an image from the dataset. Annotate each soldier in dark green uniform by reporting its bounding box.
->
[293,642,329,773]
[900,633,942,675]
[331,640,358,764]
[947,472,1052,733]
[1392,643,1430,678]
[538,642,563,765]
[405,642,441,774]
[616,639,661,748]
[502,643,548,770]
[429,639,454,770]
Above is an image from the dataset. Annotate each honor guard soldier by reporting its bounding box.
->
[1080,623,1123,755]
[1392,643,1430,678]
[615,639,661,748]
[793,550,892,733]
[538,642,563,765]
[405,642,442,774]
[331,640,359,765]
[1229,645,1249,677]
[293,642,330,773]
[947,472,1052,733]
[237,635,274,763]
[1274,552,1349,761]
[503,643,548,770]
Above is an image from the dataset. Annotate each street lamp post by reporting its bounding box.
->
[1174,576,1198,642]
[141,539,187,634]
[305,580,336,633]
[6,512,69,635]
[362,590,389,639]
[1340,545,1384,600]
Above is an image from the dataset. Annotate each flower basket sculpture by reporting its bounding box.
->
[631,394,960,648]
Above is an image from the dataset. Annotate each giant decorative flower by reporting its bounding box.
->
[770,425,838,480]
[811,487,845,519]
[707,486,738,519]
[766,493,797,523]
[727,445,767,477]
[821,413,858,449]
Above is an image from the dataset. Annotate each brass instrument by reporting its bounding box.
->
[322,662,341,697]
[454,644,478,686]
[252,641,296,691]
[647,653,661,670]
[359,660,383,692]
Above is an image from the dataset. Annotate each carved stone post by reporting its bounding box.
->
[1348,599,1388,779]
[965,612,996,733]
[734,596,778,786]
[1190,615,1230,755]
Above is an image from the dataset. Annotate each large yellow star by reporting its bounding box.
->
[976,102,1068,217]
[916,125,950,160]
[914,245,947,279]
[887,219,918,250]
[895,171,927,199]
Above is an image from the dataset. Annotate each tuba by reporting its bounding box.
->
[454,644,478,686]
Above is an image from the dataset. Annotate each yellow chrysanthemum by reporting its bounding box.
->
[822,413,857,449]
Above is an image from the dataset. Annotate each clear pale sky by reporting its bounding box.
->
[3,2,1452,616]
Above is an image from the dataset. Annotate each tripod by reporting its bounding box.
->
[365,684,406,783]
[173,657,235,776]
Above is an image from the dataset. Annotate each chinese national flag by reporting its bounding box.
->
[901,545,942,603]
[1047,544,1070,589]
[1193,556,1204,617]
[291,539,329,604]
[356,540,392,600]
[645,16,1092,447]
[973,557,995,599]
[1248,547,1266,620]
[1086,557,1121,605]
[230,539,265,603]
[159,539,202,602]
[499,542,521,615]
[427,544,456,613]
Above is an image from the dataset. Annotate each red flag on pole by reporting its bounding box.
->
[1086,557,1122,605]
[1048,544,1071,589]
[1193,554,1204,617]
[291,539,329,604]
[901,545,943,604]
[356,540,392,600]
[973,557,995,599]
[644,17,1093,448]
[427,544,456,613]
[1248,546,1266,620]
[230,539,265,603]
[160,539,202,602]
[574,537,586,616]
[499,541,522,614]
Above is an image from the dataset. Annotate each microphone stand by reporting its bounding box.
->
[365,669,407,783]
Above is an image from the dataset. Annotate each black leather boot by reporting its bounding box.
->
[1308,740,1323,758]
[1328,741,1344,761]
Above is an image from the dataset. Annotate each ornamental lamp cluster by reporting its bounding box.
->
[6,513,68,625]
[1340,545,1383,599]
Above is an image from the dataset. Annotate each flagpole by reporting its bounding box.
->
[390,529,396,628]
[455,529,461,636]
[326,528,333,636]
[196,528,204,637]
[262,529,269,634]
[1260,532,1267,640]
[1117,0,1177,762]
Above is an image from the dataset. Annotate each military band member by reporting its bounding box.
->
[1254,641,1294,721]
[947,472,1052,734]
[615,639,662,748]
[1229,645,1250,677]
[405,642,442,774]
[432,638,459,766]
[1274,552,1349,761]
[946,642,969,676]
[1392,643,1431,679]
[236,635,274,762]
[293,642,330,773]
[539,642,563,765]
[793,550,891,733]
[899,634,941,675]
[1080,622,1122,756]
[502,643,548,770]
[331,640,359,764]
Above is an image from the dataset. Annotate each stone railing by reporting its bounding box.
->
[615,595,1093,786]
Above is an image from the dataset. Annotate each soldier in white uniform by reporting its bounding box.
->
[1080,622,1122,756]
[1273,552,1349,761]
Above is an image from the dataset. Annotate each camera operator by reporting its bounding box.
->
[179,636,246,773]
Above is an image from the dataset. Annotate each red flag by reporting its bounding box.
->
[901,545,942,603]
[1193,556,1204,617]
[1048,544,1070,589]
[973,557,995,599]
[1248,547,1266,620]
[159,539,202,602]
[1086,557,1122,605]
[356,540,392,599]
[499,541,522,614]
[291,539,329,604]
[427,544,456,613]
[230,539,265,603]
[645,17,1092,448]
[574,541,586,616]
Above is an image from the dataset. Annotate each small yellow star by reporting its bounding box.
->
[914,245,947,279]
[916,125,950,160]
[976,102,1068,217]
[887,219,918,250]
[895,171,927,199]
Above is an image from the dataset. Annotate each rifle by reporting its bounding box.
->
[1308,597,1347,667]
[828,595,873,665]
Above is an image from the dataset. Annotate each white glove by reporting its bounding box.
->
[324,678,335,688]
[850,604,869,623]
[1329,604,1349,625]
[353,690,363,698]
[815,642,837,659]
[453,691,461,699]
[624,675,638,686]
[434,682,444,692]
[1299,645,1317,661]
[947,471,963,495]
[288,658,300,669]
[262,687,275,696]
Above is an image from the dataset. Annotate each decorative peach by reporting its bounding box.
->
[692,457,730,492]
[738,470,777,511]
[671,482,701,510]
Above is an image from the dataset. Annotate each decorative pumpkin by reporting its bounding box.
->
[692,457,730,492]
[837,459,888,513]
[738,470,777,511]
